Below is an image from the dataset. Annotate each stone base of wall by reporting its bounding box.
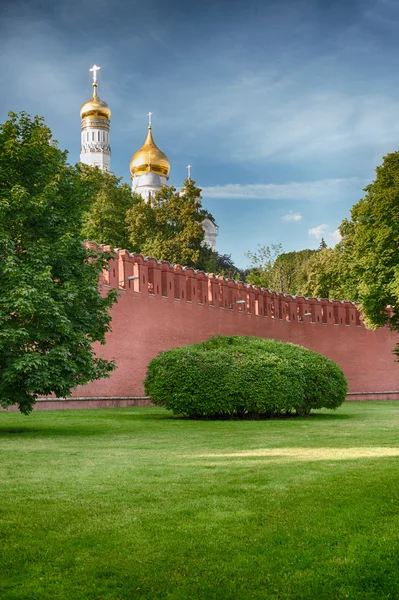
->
[2,394,398,412]
[346,391,399,401]
[3,397,153,411]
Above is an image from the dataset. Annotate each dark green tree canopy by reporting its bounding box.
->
[197,249,247,281]
[338,150,399,333]
[80,165,136,250]
[0,112,117,413]
[318,237,328,251]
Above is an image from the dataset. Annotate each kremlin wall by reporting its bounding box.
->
[33,246,399,410]
[29,65,398,410]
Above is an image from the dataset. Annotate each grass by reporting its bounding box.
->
[0,402,398,600]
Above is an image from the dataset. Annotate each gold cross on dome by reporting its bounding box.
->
[147,112,153,127]
[90,64,101,83]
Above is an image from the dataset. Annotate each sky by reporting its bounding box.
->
[1,0,399,267]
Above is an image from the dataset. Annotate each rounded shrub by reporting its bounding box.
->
[144,336,348,418]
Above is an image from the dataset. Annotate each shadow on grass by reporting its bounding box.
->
[0,409,177,437]
[0,428,35,435]
[0,426,108,437]
[305,411,353,421]
[0,408,353,437]
[85,406,354,422]
[180,410,354,421]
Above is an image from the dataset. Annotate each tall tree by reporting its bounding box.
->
[318,237,328,250]
[338,150,399,335]
[126,178,214,267]
[272,249,316,294]
[80,165,136,250]
[302,247,352,300]
[0,112,117,414]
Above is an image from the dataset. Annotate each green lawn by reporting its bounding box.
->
[0,403,398,600]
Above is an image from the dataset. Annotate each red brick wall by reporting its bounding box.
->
[74,249,399,401]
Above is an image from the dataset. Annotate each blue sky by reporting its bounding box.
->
[1,0,399,267]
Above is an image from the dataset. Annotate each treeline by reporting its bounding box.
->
[244,241,350,301]
[82,149,399,338]
[248,149,399,337]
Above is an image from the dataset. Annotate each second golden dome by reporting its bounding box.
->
[130,127,170,178]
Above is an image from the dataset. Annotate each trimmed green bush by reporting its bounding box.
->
[144,336,348,418]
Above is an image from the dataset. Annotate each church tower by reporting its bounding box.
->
[80,65,111,171]
[129,113,170,199]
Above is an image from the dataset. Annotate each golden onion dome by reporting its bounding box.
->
[80,83,111,120]
[130,126,170,178]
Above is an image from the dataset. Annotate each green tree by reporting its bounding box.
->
[126,178,214,267]
[338,150,399,335]
[0,112,117,414]
[272,249,316,294]
[318,237,328,250]
[302,247,352,300]
[80,165,136,250]
[197,249,247,280]
[245,244,283,288]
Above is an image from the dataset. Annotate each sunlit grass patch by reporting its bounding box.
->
[191,446,399,460]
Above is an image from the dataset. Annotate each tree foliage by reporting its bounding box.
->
[301,247,354,300]
[338,150,399,334]
[197,249,247,281]
[245,244,284,288]
[126,178,211,268]
[80,165,136,250]
[0,112,117,414]
[318,237,328,250]
[246,245,317,294]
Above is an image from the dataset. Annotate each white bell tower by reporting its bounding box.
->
[80,65,111,172]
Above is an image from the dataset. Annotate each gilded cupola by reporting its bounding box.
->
[80,85,111,120]
[130,120,170,178]
[80,67,111,120]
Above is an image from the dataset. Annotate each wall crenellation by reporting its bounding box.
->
[98,245,363,328]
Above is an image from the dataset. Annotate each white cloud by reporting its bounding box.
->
[308,225,342,246]
[329,228,342,243]
[201,178,358,200]
[308,224,328,240]
[3,6,399,182]
[282,211,302,221]
[168,68,399,168]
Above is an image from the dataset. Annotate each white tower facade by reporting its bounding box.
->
[80,65,111,172]
[202,217,218,252]
[132,170,168,200]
